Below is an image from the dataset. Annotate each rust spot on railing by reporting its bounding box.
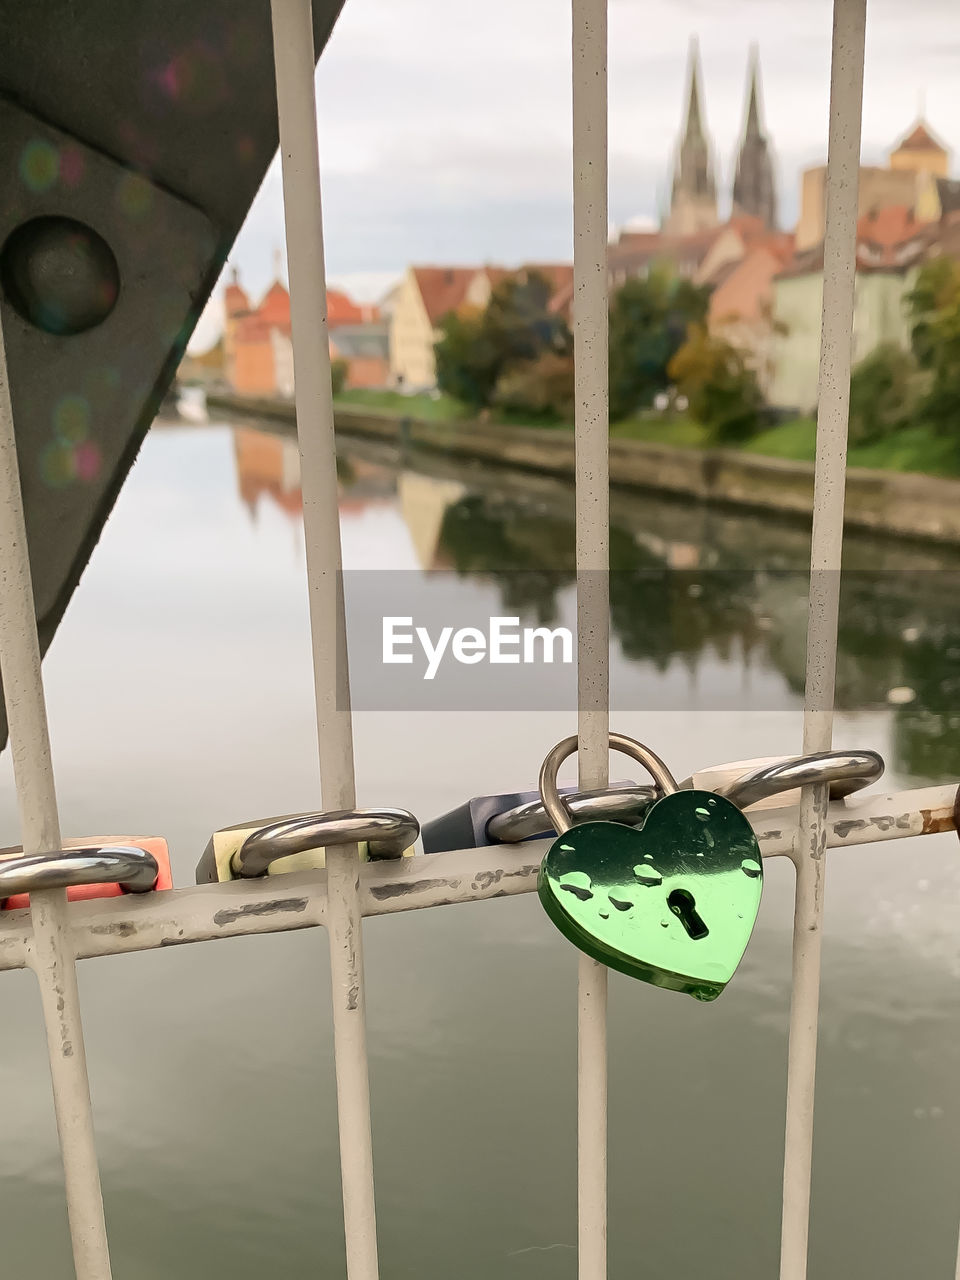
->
[920,810,953,834]
[928,786,960,837]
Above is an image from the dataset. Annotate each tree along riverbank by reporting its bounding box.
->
[205,390,960,546]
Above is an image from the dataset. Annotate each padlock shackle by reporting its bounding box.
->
[717,749,883,811]
[0,845,159,900]
[488,784,659,844]
[538,733,679,836]
[232,807,420,878]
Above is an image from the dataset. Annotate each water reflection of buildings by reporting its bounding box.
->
[395,455,960,784]
[397,471,465,569]
[233,428,303,520]
[232,425,397,522]
[337,457,398,517]
[232,422,960,783]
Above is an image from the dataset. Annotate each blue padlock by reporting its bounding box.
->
[420,782,655,854]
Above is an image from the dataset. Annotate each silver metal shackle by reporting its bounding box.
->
[532,742,884,840]
[538,733,679,837]
[232,807,420,878]
[487,784,658,844]
[717,749,884,811]
[0,845,160,899]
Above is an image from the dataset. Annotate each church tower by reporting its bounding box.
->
[732,48,778,229]
[664,39,718,237]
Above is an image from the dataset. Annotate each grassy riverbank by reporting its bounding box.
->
[741,418,960,476]
[334,388,960,478]
[207,388,960,543]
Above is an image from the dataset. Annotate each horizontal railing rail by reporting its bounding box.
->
[0,784,954,974]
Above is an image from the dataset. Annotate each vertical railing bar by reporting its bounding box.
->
[572,0,609,1275]
[779,2,866,1278]
[269,3,379,1277]
[0,316,112,1277]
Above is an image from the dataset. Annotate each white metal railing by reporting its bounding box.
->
[571,0,610,1273]
[1,1,957,1279]
[270,2,379,1275]
[0,230,112,1277]
[781,2,867,1275]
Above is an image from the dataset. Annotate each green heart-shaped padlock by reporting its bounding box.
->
[537,733,763,1002]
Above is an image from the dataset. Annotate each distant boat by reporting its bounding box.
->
[175,386,209,425]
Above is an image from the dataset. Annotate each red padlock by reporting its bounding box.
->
[0,836,173,910]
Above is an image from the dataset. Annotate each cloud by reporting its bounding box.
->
[224,0,958,300]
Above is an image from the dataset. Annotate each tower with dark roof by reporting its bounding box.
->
[889,119,950,179]
[732,48,778,229]
[664,39,718,237]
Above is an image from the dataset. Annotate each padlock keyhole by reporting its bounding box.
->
[667,888,709,940]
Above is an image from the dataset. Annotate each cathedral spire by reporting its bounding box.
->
[732,45,778,229]
[684,38,705,141]
[744,47,761,138]
[664,38,718,236]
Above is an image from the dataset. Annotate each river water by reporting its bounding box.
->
[1,411,959,1278]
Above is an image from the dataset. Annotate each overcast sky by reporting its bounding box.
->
[193,0,958,344]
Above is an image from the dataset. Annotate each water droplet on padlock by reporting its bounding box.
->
[695,806,711,822]
[660,920,670,929]
[643,853,654,860]
[609,894,634,912]
[702,827,715,848]
[560,871,593,901]
[740,858,762,878]
[599,910,609,919]
[633,863,662,886]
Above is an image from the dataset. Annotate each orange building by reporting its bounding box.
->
[328,289,380,328]
[223,271,252,390]
[224,268,385,397]
[224,271,294,397]
[708,231,796,390]
[329,324,390,388]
